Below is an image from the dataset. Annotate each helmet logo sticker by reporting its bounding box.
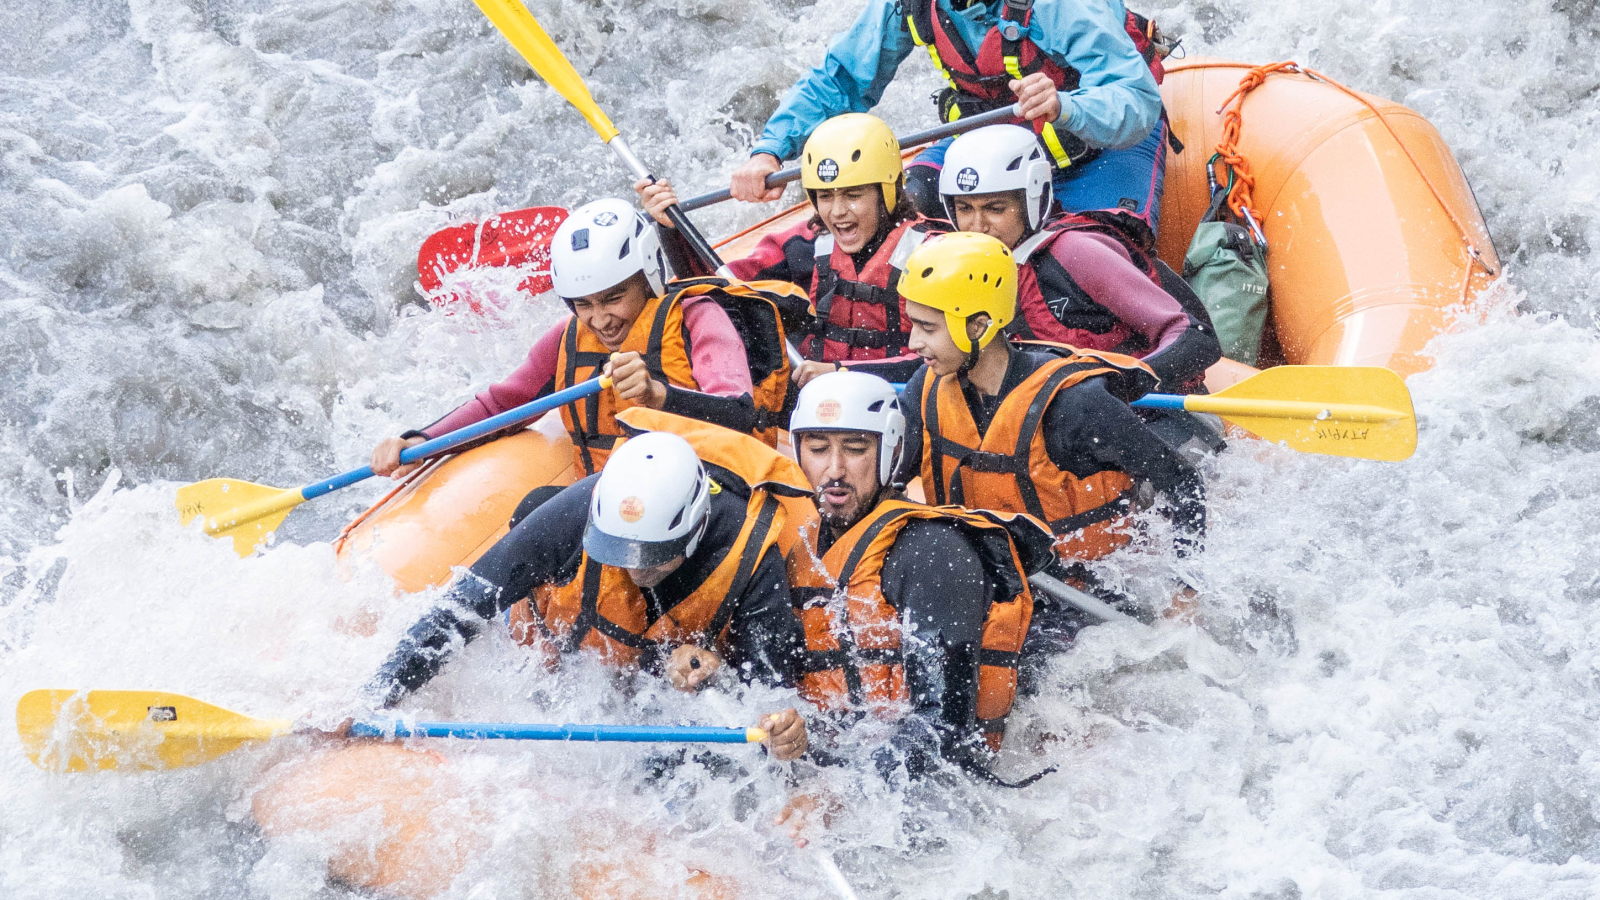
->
[593,211,619,226]
[618,496,646,523]
[816,159,839,182]
[956,167,981,192]
[570,228,590,251]
[816,399,842,424]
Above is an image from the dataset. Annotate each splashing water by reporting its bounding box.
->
[2,0,1599,896]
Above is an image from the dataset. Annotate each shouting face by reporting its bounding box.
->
[811,185,885,255]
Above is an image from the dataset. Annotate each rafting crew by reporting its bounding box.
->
[892,232,1205,641]
[638,113,944,387]
[726,0,1171,241]
[370,197,797,479]
[776,371,1054,786]
[358,425,810,760]
[938,124,1225,454]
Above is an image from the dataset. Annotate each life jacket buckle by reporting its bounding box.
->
[999,20,1022,41]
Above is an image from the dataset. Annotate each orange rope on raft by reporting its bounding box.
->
[1176,59,1497,275]
[1209,61,1302,234]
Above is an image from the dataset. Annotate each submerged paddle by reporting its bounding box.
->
[1028,574,1246,683]
[177,375,610,556]
[417,206,567,312]
[16,690,769,774]
[1129,364,1416,461]
[468,0,807,368]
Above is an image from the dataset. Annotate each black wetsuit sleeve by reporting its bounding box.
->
[874,520,991,776]
[661,385,759,435]
[1144,263,1223,391]
[362,478,596,708]
[1043,377,1206,553]
[721,544,805,687]
[893,365,931,487]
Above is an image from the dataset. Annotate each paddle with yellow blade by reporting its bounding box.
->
[466,0,811,368]
[1129,365,1417,461]
[176,375,611,556]
[16,690,770,773]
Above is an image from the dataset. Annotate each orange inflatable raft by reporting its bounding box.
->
[255,60,1500,897]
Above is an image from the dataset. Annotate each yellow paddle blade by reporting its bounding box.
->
[1189,365,1417,461]
[16,690,293,773]
[472,0,619,142]
[175,478,304,557]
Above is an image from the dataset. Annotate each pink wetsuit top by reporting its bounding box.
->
[421,296,753,438]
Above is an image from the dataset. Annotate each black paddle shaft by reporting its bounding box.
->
[679,105,1023,212]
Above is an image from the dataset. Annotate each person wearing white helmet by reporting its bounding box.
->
[361,426,809,761]
[774,369,1054,811]
[369,197,779,480]
[939,124,1221,401]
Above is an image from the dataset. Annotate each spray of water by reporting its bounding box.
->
[2,0,1598,896]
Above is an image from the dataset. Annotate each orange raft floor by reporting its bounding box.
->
[256,58,1501,898]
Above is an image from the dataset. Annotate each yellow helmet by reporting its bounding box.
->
[897,232,1017,353]
[801,113,902,210]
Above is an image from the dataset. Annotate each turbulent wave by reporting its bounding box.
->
[1,0,1598,897]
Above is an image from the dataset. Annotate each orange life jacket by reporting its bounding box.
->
[786,499,1039,752]
[557,281,800,474]
[506,408,812,666]
[918,345,1157,561]
[557,292,699,476]
[657,277,803,446]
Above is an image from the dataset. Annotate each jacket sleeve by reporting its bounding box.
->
[681,298,756,397]
[662,220,817,290]
[360,478,595,708]
[1042,377,1205,554]
[416,321,565,439]
[751,0,915,161]
[874,520,992,778]
[1049,232,1219,390]
[893,364,931,487]
[1031,0,1162,149]
[721,544,806,687]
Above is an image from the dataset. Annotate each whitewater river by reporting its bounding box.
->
[3,0,1599,897]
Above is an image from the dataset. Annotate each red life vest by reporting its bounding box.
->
[902,0,1167,167]
[1009,212,1164,354]
[803,220,937,363]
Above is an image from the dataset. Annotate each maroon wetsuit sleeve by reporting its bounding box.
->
[417,319,566,438]
[1052,233,1220,389]
[1051,233,1187,353]
[661,219,818,290]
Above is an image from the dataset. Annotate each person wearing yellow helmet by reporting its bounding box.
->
[896,232,1205,642]
[638,113,944,389]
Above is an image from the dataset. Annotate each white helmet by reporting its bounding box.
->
[550,198,667,301]
[584,432,711,568]
[939,124,1054,232]
[790,371,906,486]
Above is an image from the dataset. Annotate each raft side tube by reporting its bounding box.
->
[1158,58,1499,375]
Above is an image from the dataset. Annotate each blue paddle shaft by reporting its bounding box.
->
[1129,394,1187,411]
[298,377,608,502]
[349,721,755,743]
